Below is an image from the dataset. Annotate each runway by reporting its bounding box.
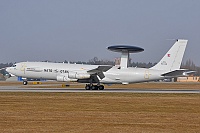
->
[0,86,199,93]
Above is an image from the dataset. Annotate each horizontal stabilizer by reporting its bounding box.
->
[161,70,196,77]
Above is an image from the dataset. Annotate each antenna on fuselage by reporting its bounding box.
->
[107,45,144,69]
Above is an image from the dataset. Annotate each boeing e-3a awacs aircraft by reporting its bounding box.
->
[6,39,189,90]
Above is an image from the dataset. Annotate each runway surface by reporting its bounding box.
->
[0,86,199,93]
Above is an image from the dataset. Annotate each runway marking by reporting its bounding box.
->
[0,86,199,93]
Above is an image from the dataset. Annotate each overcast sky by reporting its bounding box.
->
[1,0,200,65]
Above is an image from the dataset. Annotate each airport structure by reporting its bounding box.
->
[177,76,200,82]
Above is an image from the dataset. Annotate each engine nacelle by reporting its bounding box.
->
[68,72,90,79]
[56,75,77,82]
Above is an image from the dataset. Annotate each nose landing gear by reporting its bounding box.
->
[23,80,28,85]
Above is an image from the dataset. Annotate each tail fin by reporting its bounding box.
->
[151,39,188,71]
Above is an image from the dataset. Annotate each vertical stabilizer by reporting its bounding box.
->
[151,39,188,71]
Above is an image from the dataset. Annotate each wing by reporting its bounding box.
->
[87,65,112,79]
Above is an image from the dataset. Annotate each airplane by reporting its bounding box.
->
[6,39,190,90]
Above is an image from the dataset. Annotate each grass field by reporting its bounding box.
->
[0,92,199,133]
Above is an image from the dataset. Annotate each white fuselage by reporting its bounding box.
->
[6,62,166,84]
[6,39,188,86]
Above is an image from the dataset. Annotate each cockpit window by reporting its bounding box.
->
[12,64,17,67]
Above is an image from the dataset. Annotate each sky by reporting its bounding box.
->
[0,0,200,65]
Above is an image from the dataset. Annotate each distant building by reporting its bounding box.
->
[177,76,200,82]
[114,57,132,67]
[0,73,6,81]
[114,58,120,66]
[5,76,46,82]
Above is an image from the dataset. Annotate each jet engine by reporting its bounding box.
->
[56,72,90,82]
[56,75,77,82]
[68,72,90,79]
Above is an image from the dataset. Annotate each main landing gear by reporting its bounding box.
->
[85,84,104,90]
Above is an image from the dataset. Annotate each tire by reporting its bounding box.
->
[85,85,90,90]
[23,81,28,85]
[91,85,98,90]
[99,85,104,90]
